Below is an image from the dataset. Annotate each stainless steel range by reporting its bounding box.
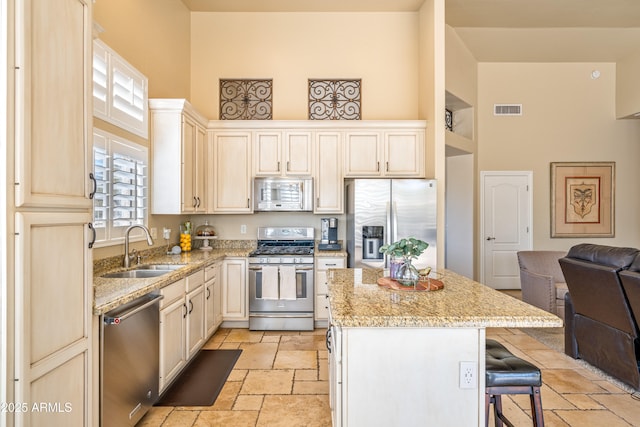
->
[248,227,315,331]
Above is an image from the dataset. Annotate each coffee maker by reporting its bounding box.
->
[319,217,341,250]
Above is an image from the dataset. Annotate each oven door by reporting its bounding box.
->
[249,265,314,313]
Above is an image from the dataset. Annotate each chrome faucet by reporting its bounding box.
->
[123,225,154,268]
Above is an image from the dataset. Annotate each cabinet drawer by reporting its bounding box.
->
[317,258,345,270]
[205,263,218,281]
[186,269,205,292]
[160,278,186,308]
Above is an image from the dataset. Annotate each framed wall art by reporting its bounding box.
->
[550,161,615,238]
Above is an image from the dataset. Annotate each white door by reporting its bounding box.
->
[480,172,532,289]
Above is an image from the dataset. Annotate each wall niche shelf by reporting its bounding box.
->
[445,90,474,145]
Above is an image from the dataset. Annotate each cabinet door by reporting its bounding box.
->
[343,132,382,177]
[384,131,424,177]
[213,272,223,328]
[159,297,186,392]
[205,280,216,338]
[314,132,343,213]
[284,131,313,176]
[211,132,253,213]
[14,211,93,426]
[315,257,346,321]
[194,122,207,211]
[254,132,282,176]
[222,258,248,320]
[182,116,198,212]
[186,285,206,359]
[14,0,92,210]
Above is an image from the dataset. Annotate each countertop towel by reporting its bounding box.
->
[261,265,279,300]
[279,265,297,300]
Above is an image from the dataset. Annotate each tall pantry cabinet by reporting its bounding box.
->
[7,0,96,426]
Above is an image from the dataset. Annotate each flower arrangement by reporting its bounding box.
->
[378,237,429,260]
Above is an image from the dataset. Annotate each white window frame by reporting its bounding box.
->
[92,128,149,247]
[93,39,148,138]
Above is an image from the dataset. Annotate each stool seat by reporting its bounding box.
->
[485,339,544,427]
[486,339,542,388]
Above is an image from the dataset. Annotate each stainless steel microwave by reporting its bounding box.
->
[253,177,313,212]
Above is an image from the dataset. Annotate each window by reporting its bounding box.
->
[93,129,148,247]
[93,39,148,138]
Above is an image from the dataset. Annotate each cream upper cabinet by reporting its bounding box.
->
[14,0,92,210]
[384,130,425,176]
[209,131,253,213]
[344,127,425,178]
[314,132,343,214]
[150,99,208,214]
[343,131,382,177]
[254,130,313,176]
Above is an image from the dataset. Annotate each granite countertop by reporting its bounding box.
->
[327,268,563,328]
[93,248,251,315]
[94,242,346,316]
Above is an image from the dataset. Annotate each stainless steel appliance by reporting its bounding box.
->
[253,177,313,211]
[319,217,341,251]
[248,227,315,330]
[101,293,162,427]
[345,179,437,269]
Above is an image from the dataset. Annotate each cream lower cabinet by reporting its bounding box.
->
[159,278,187,392]
[315,257,346,324]
[209,132,253,213]
[14,212,94,427]
[185,270,206,359]
[159,269,205,392]
[204,262,222,338]
[314,132,343,214]
[221,258,248,323]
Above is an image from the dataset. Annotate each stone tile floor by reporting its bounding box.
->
[137,326,640,427]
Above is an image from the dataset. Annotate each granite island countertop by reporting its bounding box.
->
[327,268,563,328]
[93,248,252,315]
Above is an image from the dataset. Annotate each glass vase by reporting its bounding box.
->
[396,257,420,286]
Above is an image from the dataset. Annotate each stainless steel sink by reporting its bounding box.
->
[101,269,172,279]
[136,264,185,271]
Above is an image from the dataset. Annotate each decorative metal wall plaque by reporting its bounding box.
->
[220,79,272,120]
[308,79,361,120]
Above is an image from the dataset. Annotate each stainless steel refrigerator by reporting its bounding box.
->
[345,179,437,270]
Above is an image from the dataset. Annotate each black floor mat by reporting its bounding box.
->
[155,349,242,407]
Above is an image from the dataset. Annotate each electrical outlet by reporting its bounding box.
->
[459,361,477,389]
[163,228,171,240]
[150,227,158,239]
[240,224,247,234]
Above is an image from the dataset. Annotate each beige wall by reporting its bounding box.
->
[616,50,640,119]
[190,12,420,120]
[93,0,191,99]
[478,62,640,251]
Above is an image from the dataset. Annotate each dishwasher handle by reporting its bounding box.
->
[103,294,163,325]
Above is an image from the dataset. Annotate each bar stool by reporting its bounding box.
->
[485,339,545,427]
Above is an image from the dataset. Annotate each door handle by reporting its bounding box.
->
[486,237,496,241]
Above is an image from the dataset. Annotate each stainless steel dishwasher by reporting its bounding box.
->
[101,293,163,427]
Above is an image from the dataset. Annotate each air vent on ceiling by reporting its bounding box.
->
[494,104,522,116]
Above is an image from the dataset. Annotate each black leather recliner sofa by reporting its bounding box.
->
[559,243,640,391]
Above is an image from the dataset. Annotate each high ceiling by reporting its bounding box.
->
[181,0,640,61]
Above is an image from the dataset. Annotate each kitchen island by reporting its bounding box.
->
[326,268,562,427]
